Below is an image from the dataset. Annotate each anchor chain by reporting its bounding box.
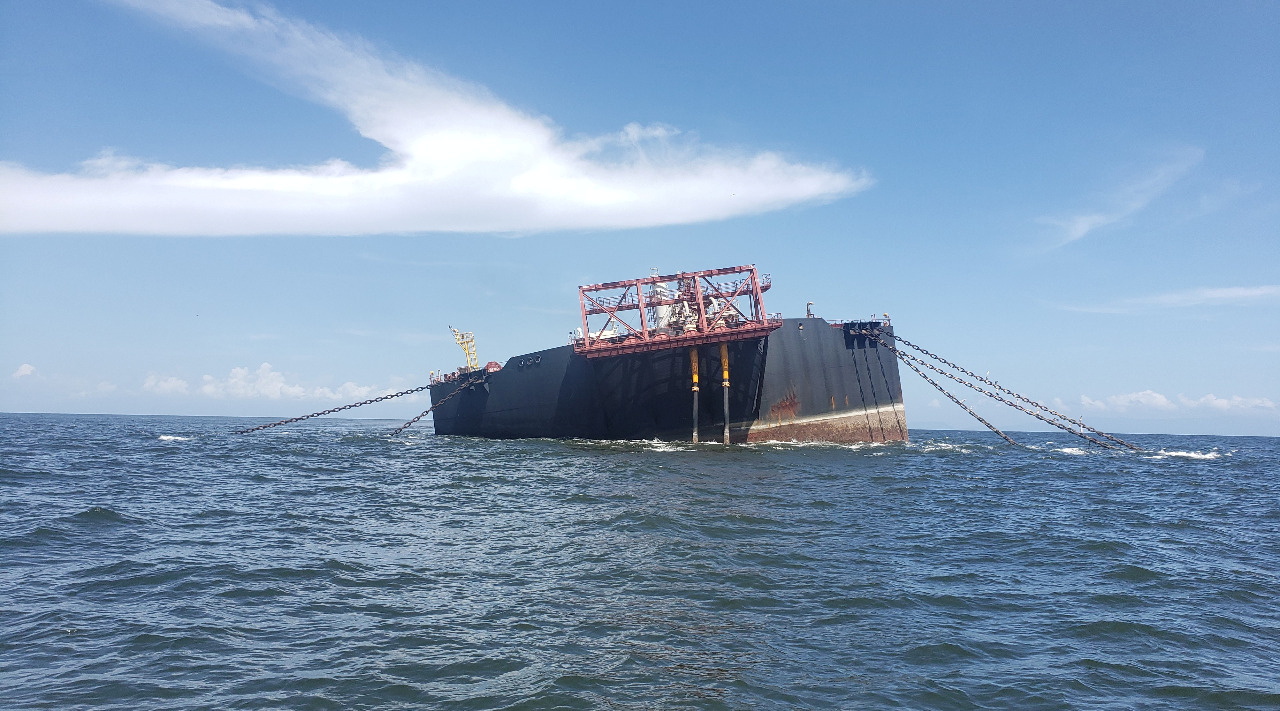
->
[389,374,484,437]
[235,384,434,434]
[236,373,485,437]
[859,329,1129,450]
[898,356,1018,446]
[889,333,1141,451]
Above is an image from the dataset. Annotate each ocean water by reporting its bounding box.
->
[1,413,1277,710]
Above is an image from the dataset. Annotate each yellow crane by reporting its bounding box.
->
[449,326,479,372]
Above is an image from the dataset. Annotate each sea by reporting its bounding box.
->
[2,412,1277,710]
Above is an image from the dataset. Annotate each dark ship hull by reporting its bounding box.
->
[428,318,907,443]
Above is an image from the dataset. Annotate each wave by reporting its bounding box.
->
[1146,449,1228,460]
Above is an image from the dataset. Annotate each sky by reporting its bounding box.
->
[2,0,1277,436]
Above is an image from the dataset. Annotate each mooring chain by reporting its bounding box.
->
[389,374,485,437]
[898,356,1018,446]
[887,340,1116,449]
[889,333,1141,451]
[859,329,1118,450]
[234,384,435,435]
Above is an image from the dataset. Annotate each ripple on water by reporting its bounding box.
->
[1,416,1278,709]
[67,506,144,525]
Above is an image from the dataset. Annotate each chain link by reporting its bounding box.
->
[389,374,484,437]
[235,384,434,435]
[887,333,1142,451]
[898,355,1018,446]
[859,329,1128,450]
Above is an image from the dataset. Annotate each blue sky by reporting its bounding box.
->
[2,0,1277,436]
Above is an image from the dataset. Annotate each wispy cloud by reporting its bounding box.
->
[1082,390,1275,413]
[11,363,36,378]
[0,0,867,236]
[143,374,190,395]
[80,381,119,397]
[1062,284,1280,313]
[1177,394,1277,411]
[145,363,400,401]
[1081,390,1176,412]
[1131,285,1280,308]
[1041,147,1204,246]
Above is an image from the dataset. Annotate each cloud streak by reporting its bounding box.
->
[1041,147,1203,246]
[0,0,867,236]
[1081,390,1276,413]
[1062,284,1280,313]
[143,374,190,395]
[1132,285,1280,308]
[145,363,402,401]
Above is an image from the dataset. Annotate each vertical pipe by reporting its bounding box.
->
[693,277,708,333]
[578,286,590,348]
[690,347,700,443]
[747,267,763,321]
[720,342,731,445]
[635,284,649,341]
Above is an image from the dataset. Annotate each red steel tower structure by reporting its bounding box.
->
[573,264,782,359]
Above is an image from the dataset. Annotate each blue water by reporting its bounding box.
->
[2,413,1277,709]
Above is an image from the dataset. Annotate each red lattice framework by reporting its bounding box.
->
[573,265,782,358]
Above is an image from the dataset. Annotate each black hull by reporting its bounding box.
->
[428,318,907,443]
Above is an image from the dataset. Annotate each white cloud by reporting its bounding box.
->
[312,382,379,400]
[1061,284,1280,314]
[11,363,35,378]
[200,363,307,399]
[190,362,391,401]
[1081,390,1176,412]
[1178,394,1276,411]
[143,374,190,395]
[1082,389,1275,413]
[78,381,119,397]
[1042,146,1203,246]
[1132,285,1280,308]
[0,0,867,236]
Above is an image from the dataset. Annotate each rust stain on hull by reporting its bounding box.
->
[767,391,799,424]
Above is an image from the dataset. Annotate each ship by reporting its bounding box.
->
[427,265,907,443]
